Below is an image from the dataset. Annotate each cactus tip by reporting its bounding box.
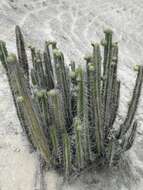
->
[46,40,57,47]
[69,71,76,79]
[133,65,140,72]
[7,53,17,64]
[53,49,62,57]
[112,42,118,47]
[36,89,47,98]
[0,40,6,46]
[84,54,92,63]
[104,29,113,35]
[47,89,58,96]
[101,39,107,46]
[16,96,24,103]
[91,42,99,48]
[88,63,95,71]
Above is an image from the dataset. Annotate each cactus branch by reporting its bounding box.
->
[15,25,29,81]
[119,66,143,138]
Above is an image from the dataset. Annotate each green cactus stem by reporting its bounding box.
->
[15,25,29,82]
[118,65,143,138]
[74,117,84,169]
[53,49,72,132]
[43,42,54,90]
[92,43,104,155]
[63,132,72,177]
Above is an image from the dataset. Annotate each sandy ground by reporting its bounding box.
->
[0,0,143,189]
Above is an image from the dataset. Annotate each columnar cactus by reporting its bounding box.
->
[0,26,143,179]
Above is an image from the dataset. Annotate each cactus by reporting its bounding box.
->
[0,26,143,179]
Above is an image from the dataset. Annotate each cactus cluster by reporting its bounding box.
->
[0,26,143,179]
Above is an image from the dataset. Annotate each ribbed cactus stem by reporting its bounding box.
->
[35,89,50,131]
[53,49,72,131]
[50,127,59,165]
[4,52,50,162]
[0,41,8,69]
[15,25,29,81]
[18,80,50,163]
[102,29,113,112]
[43,41,54,90]
[74,118,84,169]
[29,46,36,67]
[31,68,38,85]
[63,133,71,177]
[92,43,104,155]
[70,61,76,72]
[104,63,120,138]
[83,68,93,161]
[15,54,51,162]
[6,53,35,147]
[47,89,66,131]
[105,67,114,133]
[123,120,137,151]
[102,29,113,74]
[119,66,143,137]
[85,57,95,125]
[102,34,120,141]
[23,99,50,162]
[108,44,120,128]
[76,66,84,120]
[109,80,120,128]
[47,89,68,165]
[33,51,46,88]
[86,61,97,155]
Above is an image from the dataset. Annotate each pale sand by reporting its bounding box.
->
[0,0,143,189]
